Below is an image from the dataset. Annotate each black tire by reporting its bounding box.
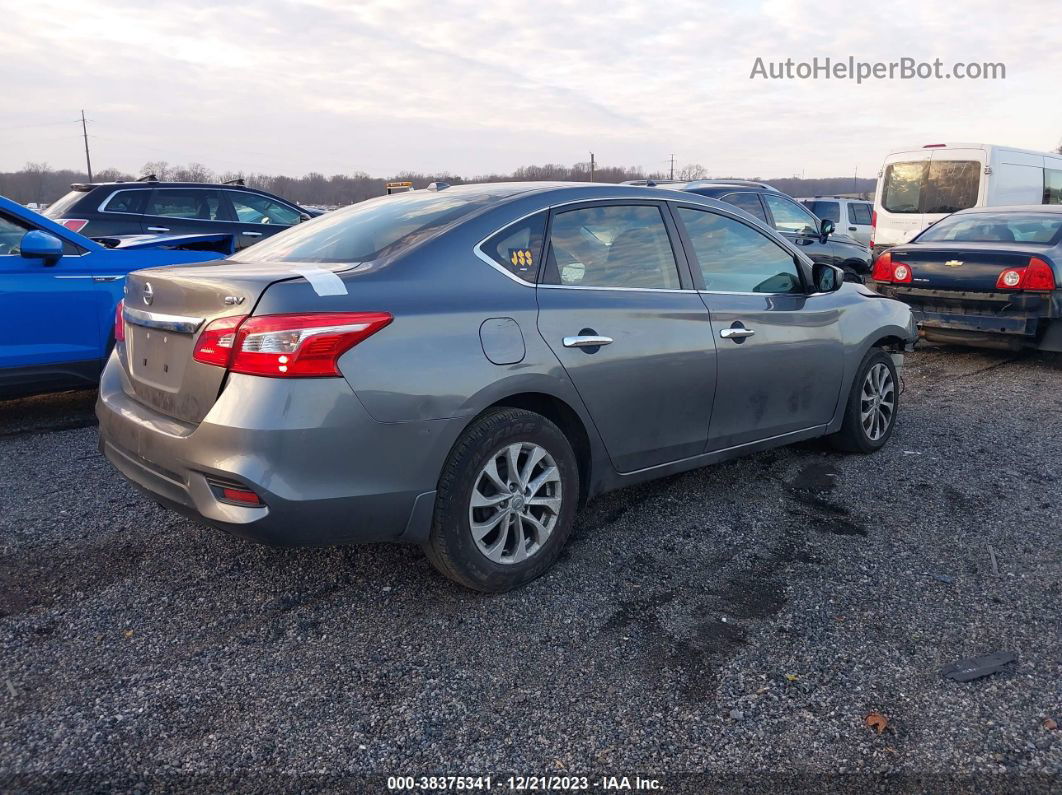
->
[423,408,580,592]
[828,348,899,453]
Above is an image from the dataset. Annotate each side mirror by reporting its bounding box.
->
[20,230,64,265]
[812,262,844,293]
[819,218,835,243]
[299,213,311,222]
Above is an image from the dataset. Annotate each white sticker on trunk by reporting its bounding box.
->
[291,266,348,296]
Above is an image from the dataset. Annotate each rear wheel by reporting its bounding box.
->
[828,348,898,453]
[424,408,580,592]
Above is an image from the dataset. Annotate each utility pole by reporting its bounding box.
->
[853,164,858,195]
[669,154,675,180]
[589,152,595,183]
[80,109,93,182]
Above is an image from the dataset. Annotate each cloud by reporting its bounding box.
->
[1,0,1059,179]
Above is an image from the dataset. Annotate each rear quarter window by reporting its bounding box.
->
[849,203,872,225]
[479,212,546,282]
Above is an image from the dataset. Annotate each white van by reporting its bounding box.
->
[871,143,1062,256]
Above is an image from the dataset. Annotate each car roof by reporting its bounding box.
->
[953,204,1062,215]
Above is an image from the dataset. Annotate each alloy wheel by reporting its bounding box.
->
[468,442,562,565]
[860,362,895,441]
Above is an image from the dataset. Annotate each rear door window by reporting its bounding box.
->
[227,192,302,226]
[849,203,872,225]
[678,207,802,294]
[923,160,980,213]
[146,189,226,220]
[807,201,840,223]
[543,204,680,289]
[882,161,928,213]
[480,212,546,282]
[882,159,980,214]
[101,190,148,214]
[719,192,768,223]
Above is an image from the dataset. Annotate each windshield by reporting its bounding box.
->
[882,159,980,215]
[916,212,1062,244]
[230,189,510,264]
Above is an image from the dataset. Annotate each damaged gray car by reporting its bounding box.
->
[97,183,916,591]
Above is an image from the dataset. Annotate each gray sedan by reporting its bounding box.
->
[96,183,915,591]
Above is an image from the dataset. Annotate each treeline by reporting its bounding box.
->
[0,160,876,207]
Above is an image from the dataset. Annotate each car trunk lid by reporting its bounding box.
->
[120,261,345,423]
[892,245,1044,291]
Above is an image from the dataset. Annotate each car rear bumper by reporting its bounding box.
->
[871,284,1062,351]
[96,355,454,545]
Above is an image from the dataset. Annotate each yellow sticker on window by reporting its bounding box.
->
[508,248,534,270]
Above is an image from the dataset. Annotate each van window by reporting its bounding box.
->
[1043,169,1062,204]
[806,201,840,223]
[923,161,980,213]
[882,160,980,214]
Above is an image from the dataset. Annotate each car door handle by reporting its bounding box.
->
[146,226,170,233]
[563,335,613,348]
[848,226,857,231]
[242,231,263,238]
[720,327,756,340]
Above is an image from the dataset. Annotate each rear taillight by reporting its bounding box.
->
[870,251,912,283]
[192,315,246,367]
[193,312,392,377]
[56,219,89,233]
[114,300,125,343]
[996,257,1056,291]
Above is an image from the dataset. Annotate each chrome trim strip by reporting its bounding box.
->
[123,306,204,334]
[539,284,697,293]
[471,195,727,292]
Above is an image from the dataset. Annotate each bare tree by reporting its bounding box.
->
[677,163,707,180]
[141,161,171,181]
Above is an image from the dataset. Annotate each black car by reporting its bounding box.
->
[659,180,873,281]
[44,177,314,250]
[870,205,1062,351]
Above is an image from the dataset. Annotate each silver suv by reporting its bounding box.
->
[799,197,874,246]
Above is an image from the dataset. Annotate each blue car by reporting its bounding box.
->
[0,195,231,398]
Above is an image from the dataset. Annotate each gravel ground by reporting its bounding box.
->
[0,345,1059,792]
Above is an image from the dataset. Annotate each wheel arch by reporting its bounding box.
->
[481,392,595,507]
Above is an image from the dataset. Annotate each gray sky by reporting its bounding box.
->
[2,0,1059,179]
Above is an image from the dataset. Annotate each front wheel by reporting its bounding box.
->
[424,408,580,592]
[828,349,899,453]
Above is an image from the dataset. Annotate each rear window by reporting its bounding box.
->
[231,190,502,264]
[882,159,980,214]
[43,189,89,218]
[916,212,1062,245]
[806,201,840,222]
